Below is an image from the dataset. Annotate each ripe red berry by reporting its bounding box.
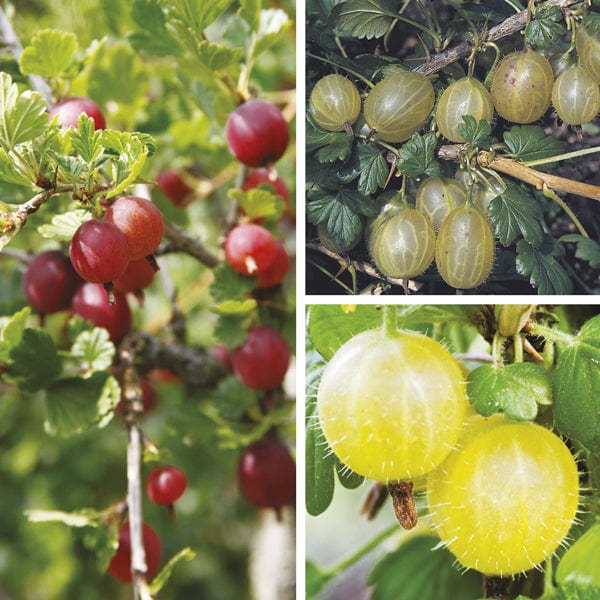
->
[231,325,290,390]
[71,282,132,342]
[23,250,82,314]
[113,258,156,294]
[225,223,278,276]
[69,219,130,284]
[107,521,162,584]
[104,196,164,261]
[257,240,290,288]
[146,465,187,505]
[238,439,296,512]
[242,168,290,205]
[156,170,193,206]
[49,96,106,130]
[225,99,289,167]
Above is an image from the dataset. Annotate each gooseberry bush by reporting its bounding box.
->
[306,304,600,599]
[0,1,295,598]
[306,0,600,294]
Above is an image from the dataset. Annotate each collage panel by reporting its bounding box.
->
[0,1,296,599]
[305,303,600,600]
[306,1,600,296]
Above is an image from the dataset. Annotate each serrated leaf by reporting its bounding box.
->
[503,125,563,163]
[356,143,388,195]
[306,190,365,250]
[467,362,552,421]
[148,547,196,594]
[210,263,257,303]
[488,184,544,246]
[69,115,103,162]
[229,188,284,221]
[129,0,180,56]
[560,234,600,269]
[396,132,440,177]
[0,73,49,149]
[19,29,78,78]
[526,4,565,48]
[0,306,30,362]
[305,345,336,516]
[44,372,119,436]
[0,148,38,187]
[457,116,493,148]
[307,120,355,163]
[214,314,251,349]
[369,536,482,600]
[331,0,399,40]
[70,328,115,374]
[213,298,257,315]
[38,209,90,241]
[553,315,600,452]
[197,41,244,70]
[516,237,573,295]
[254,9,292,57]
[9,328,62,392]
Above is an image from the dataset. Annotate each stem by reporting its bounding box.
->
[529,322,575,346]
[513,334,524,363]
[307,53,375,88]
[522,145,600,167]
[542,185,589,237]
[325,524,399,579]
[383,306,397,337]
[160,221,220,268]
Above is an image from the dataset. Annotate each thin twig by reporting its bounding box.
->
[160,221,220,268]
[415,0,581,76]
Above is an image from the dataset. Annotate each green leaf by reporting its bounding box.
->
[44,372,119,437]
[336,460,364,489]
[556,523,600,589]
[526,4,565,48]
[307,120,355,163]
[197,41,244,71]
[69,116,103,162]
[356,143,388,195]
[560,234,600,269]
[38,209,90,241]
[503,125,563,163]
[212,298,258,316]
[396,132,440,178]
[229,188,285,221]
[488,184,544,246]
[254,9,293,57]
[308,304,383,360]
[306,560,335,598]
[467,362,552,421]
[553,315,600,452]
[211,376,257,420]
[0,72,49,149]
[210,263,257,303]
[70,328,115,375]
[19,29,78,78]
[0,306,30,363]
[129,0,180,56]
[239,0,260,31]
[9,328,62,392]
[369,536,482,600]
[0,148,38,187]
[558,583,600,600]
[305,344,336,516]
[331,0,399,40]
[148,547,196,594]
[516,237,573,295]
[306,190,366,250]
[457,116,493,148]
[214,314,251,349]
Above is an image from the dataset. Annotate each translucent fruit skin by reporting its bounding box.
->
[225,99,289,167]
[317,328,468,482]
[225,223,278,276]
[436,205,494,289]
[416,177,467,230]
[575,27,600,84]
[49,97,106,130]
[146,465,187,505]
[552,66,600,125]
[364,71,435,142]
[309,74,361,131]
[369,207,435,279]
[23,250,82,314]
[427,415,579,576]
[491,51,554,123]
[436,77,494,142]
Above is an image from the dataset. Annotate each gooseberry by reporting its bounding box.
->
[552,66,600,125]
[49,96,106,129]
[309,74,361,132]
